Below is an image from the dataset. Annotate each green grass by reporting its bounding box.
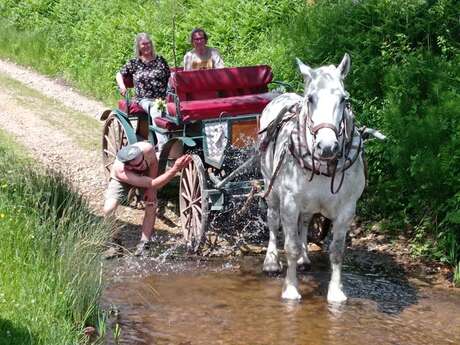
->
[0,73,102,150]
[454,262,460,287]
[0,129,112,344]
[0,25,60,77]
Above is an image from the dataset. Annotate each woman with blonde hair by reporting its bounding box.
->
[116,33,170,151]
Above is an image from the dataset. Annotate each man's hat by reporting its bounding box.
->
[116,145,142,163]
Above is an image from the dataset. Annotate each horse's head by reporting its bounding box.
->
[296,54,351,160]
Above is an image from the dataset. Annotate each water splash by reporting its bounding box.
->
[151,240,184,264]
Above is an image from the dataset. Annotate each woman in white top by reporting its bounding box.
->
[183,28,224,71]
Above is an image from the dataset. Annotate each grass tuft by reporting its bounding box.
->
[0,129,112,345]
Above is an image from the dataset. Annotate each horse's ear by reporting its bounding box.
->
[296,57,313,82]
[337,53,351,79]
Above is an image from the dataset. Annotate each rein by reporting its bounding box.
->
[258,104,298,198]
[260,100,363,197]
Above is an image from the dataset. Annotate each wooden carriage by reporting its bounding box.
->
[101,65,280,251]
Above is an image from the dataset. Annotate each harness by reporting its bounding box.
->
[259,101,363,197]
[258,104,298,198]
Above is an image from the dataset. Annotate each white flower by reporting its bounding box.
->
[154,98,166,111]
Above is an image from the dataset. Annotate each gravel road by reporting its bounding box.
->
[0,58,162,251]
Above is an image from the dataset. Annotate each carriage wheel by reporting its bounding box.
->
[308,214,332,245]
[102,114,142,207]
[179,154,209,253]
[102,114,130,178]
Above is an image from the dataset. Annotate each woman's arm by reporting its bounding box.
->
[116,72,127,96]
[211,48,224,68]
[183,51,192,71]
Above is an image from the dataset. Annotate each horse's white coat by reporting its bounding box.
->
[259,54,365,302]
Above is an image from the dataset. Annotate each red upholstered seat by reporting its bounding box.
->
[167,92,276,122]
[117,66,274,128]
[153,117,182,131]
[167,65,274,121]
[117,100,182,130]
[118,99,146,115]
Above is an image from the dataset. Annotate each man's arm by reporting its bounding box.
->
[115,155,192,190]
[144,144,158,202]
[143,143,158,179]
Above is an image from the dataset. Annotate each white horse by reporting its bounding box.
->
[259,53,366,302]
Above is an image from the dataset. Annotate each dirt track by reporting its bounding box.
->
[0,59,102,203]
[0,58,179,251]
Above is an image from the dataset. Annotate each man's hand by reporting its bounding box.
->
[173,154,192,172]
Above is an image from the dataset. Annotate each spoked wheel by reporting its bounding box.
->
[179,154,209,253]
[308,214,332,245]
[102,114,130,178]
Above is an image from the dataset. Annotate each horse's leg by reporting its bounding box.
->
[263,199,282,272]
[281,202,301,300]
[297,212,312,268]
[327,209,354,303]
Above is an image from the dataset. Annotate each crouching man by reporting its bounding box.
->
[103,141,191,256]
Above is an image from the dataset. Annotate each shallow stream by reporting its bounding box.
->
[103,252,460,345]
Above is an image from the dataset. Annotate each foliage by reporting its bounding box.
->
[0,130,111,344]
[0,0,458,269]
[454,262,460,287]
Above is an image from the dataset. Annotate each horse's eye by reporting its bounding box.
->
[307,95,314,104]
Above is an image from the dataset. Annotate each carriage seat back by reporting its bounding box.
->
[169,65,273,100]
[166,65,275,122]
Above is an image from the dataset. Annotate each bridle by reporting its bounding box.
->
[292,95,360,193]
[286,93,359,193]
[259,93,362,198]
[305,109,344,140]
[302,92,349,149]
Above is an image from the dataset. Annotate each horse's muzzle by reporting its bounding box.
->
[315,140,339,160]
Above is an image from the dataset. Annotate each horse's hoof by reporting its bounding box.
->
[282,285,302,300]
[263,256,282,273]
[263,263,282,273]
[327,288,347,303]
